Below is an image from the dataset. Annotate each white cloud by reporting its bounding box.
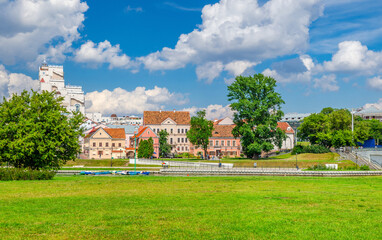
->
[367,76,382,91]
[0,0,88,65]
[73,40,137,70]
[0,65,39,99]
[139,0,323,81]
[363,99,382,110]
[183,104,234,120]
[320,41,382,74]
[85,86,188,115]
[224,60,257,76]
[313,74,339,92]
[262,55,314,83]
[196,61,224,83]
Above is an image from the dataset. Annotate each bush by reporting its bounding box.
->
[0,168,56,181]
[307,164,328,170]
[292,144,330,155]
[360,165,370,171]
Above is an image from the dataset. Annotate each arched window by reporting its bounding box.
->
[75,104,80,112]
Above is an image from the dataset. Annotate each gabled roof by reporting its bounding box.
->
[131,126,157,139]
[40,78,45,83]
[277,122,294,134]
[212,125,235,138]
[144,111,190,125]
[84,127,125,139]
[104,128,125,139]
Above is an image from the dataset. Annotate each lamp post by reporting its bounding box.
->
[296,153,298,170]
[134,127,138,173]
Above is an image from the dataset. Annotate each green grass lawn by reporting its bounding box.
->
[1,176,381,239]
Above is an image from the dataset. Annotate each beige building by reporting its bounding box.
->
[143,110,190,153]
[83,127,126,159]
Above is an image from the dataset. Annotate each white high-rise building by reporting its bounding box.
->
[39,61,85,115]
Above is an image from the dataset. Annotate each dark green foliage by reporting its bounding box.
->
[137,137,154,158]
[0,90,84,170]
[359,165,370,171]
[307,164,328,170]
[158,130,171,158]
[298,108,371,147]
[0,168,55,181]
[228,74,286,158]
[291,145,330,155]
[186,110,214,159]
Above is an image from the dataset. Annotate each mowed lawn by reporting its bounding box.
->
[1,176,381,239]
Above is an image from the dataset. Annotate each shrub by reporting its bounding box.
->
[292,144,330,155]
[0,168,56,181]
[360,165,370,171]
[307,164,328,170]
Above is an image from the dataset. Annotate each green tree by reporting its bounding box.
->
[368,119,382,145]
[0,90,84,170]
[227,74,285,159]
[186,110,214,159]
[137,137,154,158]
[158,130,171,158]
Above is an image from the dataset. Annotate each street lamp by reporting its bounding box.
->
[134,126,138,173]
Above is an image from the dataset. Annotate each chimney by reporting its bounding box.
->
[160,109,162,113]
[173,109,176,113]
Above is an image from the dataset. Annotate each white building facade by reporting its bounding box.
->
[39,62,85,115]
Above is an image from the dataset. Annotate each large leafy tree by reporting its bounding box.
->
[227,74,286,159]
[298,108,370,147]
[158,130,171,158]
[0,90,84,169]
[186,110,214,159]
[137,137,154,158]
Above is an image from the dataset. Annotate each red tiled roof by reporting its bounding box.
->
[143,111,190,125]
[277,122,294,133]
[104,128,126,139]
[40,78,45,83]
[212,125,235,138]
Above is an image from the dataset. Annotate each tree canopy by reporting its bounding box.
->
[186,110,214,159]
[158,130,171,158]
[227,74,286,159]
[298,108,381,148]
[137,137,154,158]
[0,90,84,169]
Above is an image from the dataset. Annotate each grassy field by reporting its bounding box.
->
[1,176,381,239]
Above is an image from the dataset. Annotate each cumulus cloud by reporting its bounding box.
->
[363,99,382,110]
[85,86,188,115]
[262,55,314,83]
[0,0,88,65]
[183,104,234,120]
[73,40,137,70]
[367,76,382,91]
[196,61,224,83]
[313,74,339,92]
[138,0,323,82]
[319,41,382,74]
[0,65,39,99]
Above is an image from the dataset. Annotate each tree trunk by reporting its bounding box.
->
[204,146,207,160]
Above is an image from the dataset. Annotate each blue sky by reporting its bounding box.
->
[1,0,382,119]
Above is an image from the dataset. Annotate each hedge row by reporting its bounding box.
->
[0,168,56,181]
[291,144,330,155]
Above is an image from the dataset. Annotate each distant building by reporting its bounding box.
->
[129,126,159,158]
[83,127,126,159]
[354,106,382,121]
[85,112,143,125]
[39,61,85,115]
[143,110,190,153]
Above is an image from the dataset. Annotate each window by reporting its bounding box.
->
[215,140,219,146]
[119,143,122,147]
[181,129,184,134]
[157,128,159,133]
[181,146,184,151]
[98,151,103,156]
[209,141,212,146]
[221,141,224,146]
[178,138,180,143]
[148,131,150,134]
[185,129,188,133]
[99,142,102,147]
[112,143,115,147]
[106,142,109,147]
[165,128,167,132]
[181,138,184,143]
[93,142,96,147]
[185,138,188,143]
[171,129,173,133]
[227,141,230,146]
[178,129,180,134]
[75,104,80,112]
[177,147,180,151]
[233,141,236,146]
[186,146,188,151]
[170,138,173,144]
